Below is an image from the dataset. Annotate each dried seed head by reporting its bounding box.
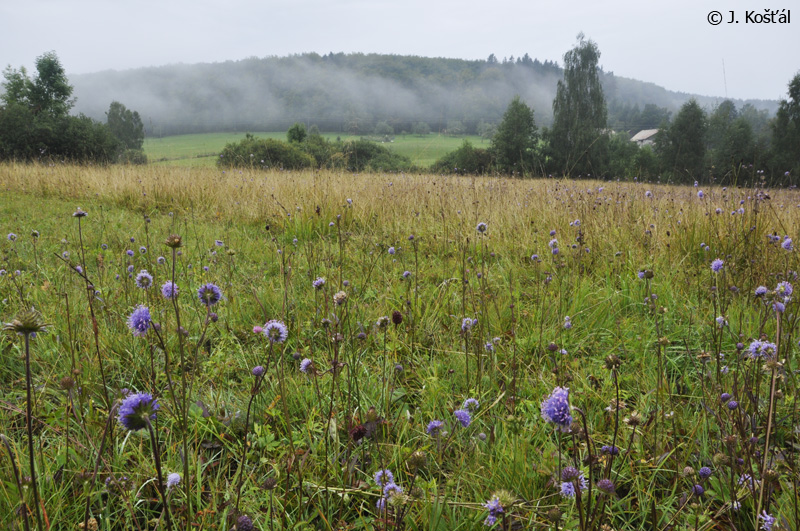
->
[408,451,427,471]
[60,376,75,390]
[165,234,183,248]
[624,411,642,427]
[547,507,562,522]
[333,291,348,306]
[604,354,621,370]
[72,208,88,218]
[4,309,49,335]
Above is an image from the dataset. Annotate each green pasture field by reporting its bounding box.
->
[144,132,487,168]
[1,162,798,530]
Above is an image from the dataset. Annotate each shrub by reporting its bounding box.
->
[217,134,315,170]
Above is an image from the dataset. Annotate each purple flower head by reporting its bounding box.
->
[597,479,615,494]
[454,409,471,428]
[299,358,313,374]
[748,340,777,359]
[601,445,620,455]
[774,301,786,313]
[374,469,394,487]
[560,481,576,498]
[759,511,775,531]
[563,316,572,329]
[711,259,724,273]
[139,246,147,254]
[482,497,503,526]
[698,466,712,480]
[755,286,768,296]
[126,249,134,257]
[388,246,396,255]
[776,281,793,298]
[541,387,572,432]
[161,281,178,300]
[167,473,181,488]
[476,222,487,234]
[263,320,289,343]
[157,256,166,265]
[463,398,479,411]
[197,283,222,306]
[236,516,254,531]
[7,233,17,242]
[461,317,475,333]
[402,270,411,279]
[252,365,265,377]
[548,238,558,249]
[135,270,153,289]
[118,392,159,431]
[127,305,152,337]
[313,277,325,290]
[721,392,732,402]
[214,239,224,247]
[782,237,793,251]
[426,419,444,437]
[727,400,739,410]
[127,264,134,273]
[698,190,704,198]
[383,482,403,498]
[692,484,704,496]
[645,190,652,197]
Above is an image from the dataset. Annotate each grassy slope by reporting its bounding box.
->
[144,132,487,168]
[0,163,798,530]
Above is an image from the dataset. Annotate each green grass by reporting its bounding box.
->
[1,163,798,531]
[144,132,487,168]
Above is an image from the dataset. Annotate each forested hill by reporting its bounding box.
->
[68,52,779,136]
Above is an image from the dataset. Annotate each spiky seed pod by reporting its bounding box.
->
[165,234,183,248]
[604,354,621,370]
[4,310,49,335]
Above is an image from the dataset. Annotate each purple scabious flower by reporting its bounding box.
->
[548,238,558,249]
[645,190,652,197]
[135,270,153,289]
[388,246,396,255]
[755,286,768,296]
[252,365,265,377]
[139,246,147,254]
[161,281,178,300]
[263,320,289,343]
[698,190,704,198]
[7,233,17,242]
[312,277,325,290]
[476,222,488,234]
[167,473,181,488]
[748,340,777,359]
[597,479,615,494]
[727,400,739,410]
[721,393,732,402]
[716,316,727,328]
[759,511,775,531]
[482,497,503,526]
[374,469,394,487]
[402,270,411,279]
[127,305,152,337]
[214,239,224,247]
[782,237,793,251]
[197,283,222,306]
[118,392,159,431]
[563,316,572,329]
[698,466,712,480]
[711,259,724,273]
[601,445,620,455]
[463,398,479,411]
[692,484,704,496]
[426,420,444,437]
[299,358,313,374]
[236,516,254,531]
[157,256,166,265]
[461,317,475,333]
[382,482,403,498]
[541,387,572,432]
[454,409,471,427]
[774,301,786,314]
[776,281,793,298]
[126,249,134,257]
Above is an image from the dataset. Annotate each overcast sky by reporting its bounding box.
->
[1,0,797,102]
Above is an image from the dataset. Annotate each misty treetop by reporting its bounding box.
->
[66,52,777,138]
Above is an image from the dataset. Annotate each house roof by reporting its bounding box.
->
[630,129,659,142]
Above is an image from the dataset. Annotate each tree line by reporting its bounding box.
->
[0,52,146,164]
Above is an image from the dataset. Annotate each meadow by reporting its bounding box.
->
[144,133,487,168]
[0,162,798,531]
